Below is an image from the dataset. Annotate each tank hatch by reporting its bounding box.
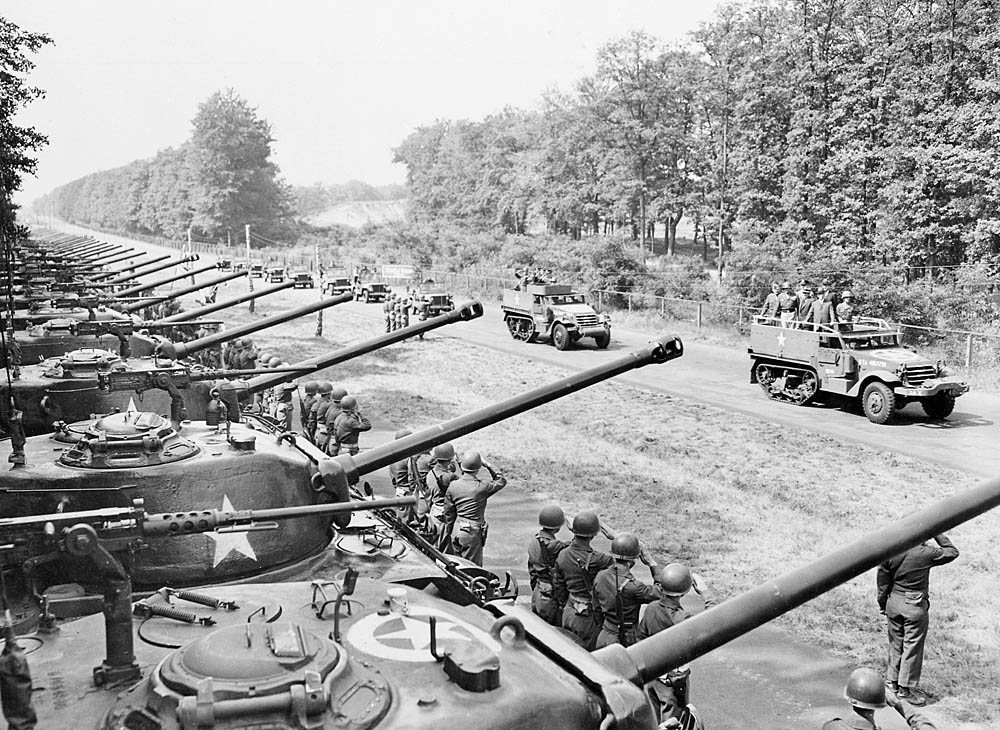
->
[42,348,126,378]
[58,412,199,469]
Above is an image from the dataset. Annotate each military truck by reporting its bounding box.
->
[323,274,352,296]
[291,270,314,288]
[353,278,389,302]
[501,283,611,350]
[748,316,969,423]
[414,288,455,319]
[249,263,265,278]
[266,266,286,283]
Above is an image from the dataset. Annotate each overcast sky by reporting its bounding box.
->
[6,1,724,204]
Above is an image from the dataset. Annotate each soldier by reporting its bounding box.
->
[796,282,816,330]
[837,290,856,329]
[877,534,959,706]
[822,668,937,729]
[308,382,334,452]
[273,382,296,431]
[552,511,613,650]
[422,443,458,548]
[645,668,705,730]
[397,296,411,330]
[592,532,661,649]
[323,386,348,454]
[300,381,319,441]
[442,451,506,565]
[383,292,395,332]
[527,504,569,626]
[777,281,798,327]
[637,563,717,641]
[388,429,420,523]
[331,394,371,456]
[759,282,781,321]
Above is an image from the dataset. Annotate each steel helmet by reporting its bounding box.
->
[844,668,886,710]
[657,563,693,597]
[610,532,641,561]
[415,453,432,474]
[538,504,565,529]
[304,380,319,395]
[281,382,297,392]
[232,338,244,349]
[571,510,600,538]
[460,451,482,473]
[432,443,455,463]
[318,381,333,395]
[394,429,413,440]
[330,386,347,401]
[268,356,282,368]
[340,394,358,411]
[258,351,273,364]
[781,281,791,290]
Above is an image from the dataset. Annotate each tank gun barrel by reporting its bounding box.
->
[92,255,197,287]
[97,366,316,394]
[153,279,296,323]
[117,269,247,313]
[157,292,354,360]
[594,475,1000,686]
[71,243,118,258]
[242,300,486,394]
[77,244,125,260]
[90,254,171,281]
[349,335,684,478]
[78,249,141,268]
[113,262,219,298]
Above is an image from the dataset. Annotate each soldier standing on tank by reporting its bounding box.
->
[527,504,569,626]
[442,451,506,565]
[822,668,937,729]
[637,563,717,641]
[552,511,613,650]
[877,533,958,706]
[592,533,661,649]
[308,382,334,452]
[332,394,371,456]
[323,386,348,454]
[422,443,458,548]
[300,381,319,441]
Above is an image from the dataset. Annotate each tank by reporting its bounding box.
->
[0,335,683,592]
[0,468,997,728]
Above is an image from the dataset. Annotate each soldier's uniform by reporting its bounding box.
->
[592,562,660,649]
[383,296,394,332]
[322,392,346,454]
[301,391,318,441]
[389,452,424,524]
[423,463,456,549]
[309,393,332,452]
[552,543,613,649]
[332,408,371,456]
[527,531,568,625]
[442,465,505,566]
[822,706,937,730]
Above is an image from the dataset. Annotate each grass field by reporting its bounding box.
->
[236,301,999,725]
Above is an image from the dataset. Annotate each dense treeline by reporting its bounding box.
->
[34,90,296,243]
[394,0,1000,279]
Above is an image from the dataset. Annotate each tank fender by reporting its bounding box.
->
[847,371,900,399]
[316,456,360,529]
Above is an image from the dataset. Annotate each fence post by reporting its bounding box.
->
[966,334,974,368]
[697,302,703,329]
[628,292,632,313]
[738,306,744,329]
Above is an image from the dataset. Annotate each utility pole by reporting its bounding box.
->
[314,240,323,337]
[245,224,254,313]
[186,226,195,284]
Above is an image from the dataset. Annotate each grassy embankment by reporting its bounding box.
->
[235,302,998,725]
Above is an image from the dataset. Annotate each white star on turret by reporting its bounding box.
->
[373,615,472,650]
[205,495,258,567]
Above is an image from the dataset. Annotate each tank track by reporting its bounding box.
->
[754,361,819,405]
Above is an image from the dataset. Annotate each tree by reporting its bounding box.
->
[188,89,294,241]
[0,17,52,239]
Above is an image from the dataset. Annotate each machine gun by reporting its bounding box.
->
[0,495,416,687]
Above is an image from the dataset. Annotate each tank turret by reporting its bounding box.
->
[0,472,996,729]
[1,336,684,591]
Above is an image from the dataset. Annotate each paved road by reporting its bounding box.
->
[43,225,990,728]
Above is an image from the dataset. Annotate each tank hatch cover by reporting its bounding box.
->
[58,411,199,469]
[42,348,126,378]
[159,622,339,696]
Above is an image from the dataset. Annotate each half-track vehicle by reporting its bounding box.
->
[748,316,969,424]
[502,283,611,350]
[266,266,287,283]
[323,275,352,297]
[292,270,315,288]
[353,279,389,303]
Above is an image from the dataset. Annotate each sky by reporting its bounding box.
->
[6,0,726,205]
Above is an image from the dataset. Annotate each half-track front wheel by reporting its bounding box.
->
[862,382,896,424]
[921,393,956,420]
[362,290,370,303]
[552,323,570,351]
[594,331,611,349]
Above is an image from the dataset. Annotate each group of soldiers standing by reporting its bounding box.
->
[759,279,857,330]
[298,380,371,456]
[383,292,419,332]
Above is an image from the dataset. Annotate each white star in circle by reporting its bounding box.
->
[776,332,787,347]
[374,615,472,650]
[205,495,258,568]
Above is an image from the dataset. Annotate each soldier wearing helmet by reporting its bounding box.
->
[383,292,396,332]
[273,382,297,431]
[308,382,334,452]
[778,281,798,327]
[837,289,856,330]
[527,504,568,626]
[388,429,422,523]
[331,394,372,456]
[301,381,320,442]
[646,668,704,730]
[323,386,349,454]
[822,668,936,729]
[551,510,613,650]
[637,563,717,642]
[423,443,458,548]
[442,451,506,566]
[592,532,661,649]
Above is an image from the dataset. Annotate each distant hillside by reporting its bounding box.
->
[306,199,408,228]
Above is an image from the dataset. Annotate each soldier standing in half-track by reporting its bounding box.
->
[442,451,505,566]
[592,533,661,649]
[552,510,613,650]
[527,504,569,626]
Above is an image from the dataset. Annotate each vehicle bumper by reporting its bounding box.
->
[572,324,611,338]
[894,378,969,398]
